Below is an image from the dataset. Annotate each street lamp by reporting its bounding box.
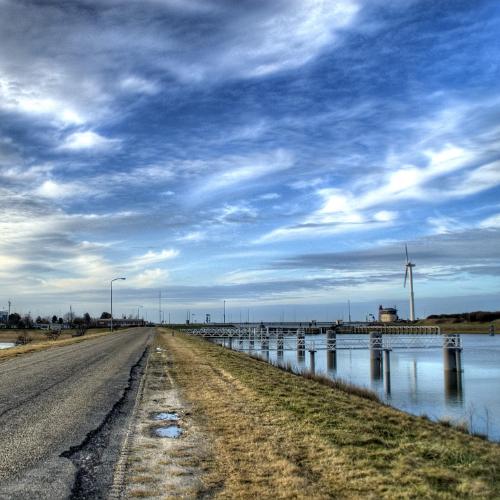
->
[110,277,126,332]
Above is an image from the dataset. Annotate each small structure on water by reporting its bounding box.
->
[378,305,398,323]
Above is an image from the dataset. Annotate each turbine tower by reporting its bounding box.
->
[404,244,416,321]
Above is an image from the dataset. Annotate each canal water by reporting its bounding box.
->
[0,342,15,350]
[222,333,500,441]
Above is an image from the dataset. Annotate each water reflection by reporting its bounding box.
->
[218,333,500,441]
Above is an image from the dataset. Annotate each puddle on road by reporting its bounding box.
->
[0,342,15,350]
[152,412,179,421]
[154,425,183,438]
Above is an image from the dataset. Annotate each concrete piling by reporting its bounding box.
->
[297,328,305,362]
[277,330,284,358]
[383,349,391,394]
[326,329,337,371]
[370,331,383,381]
[309,350,317,374]
[443,334,463,401]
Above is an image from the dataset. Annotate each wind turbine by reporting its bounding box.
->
[404,244,416,321]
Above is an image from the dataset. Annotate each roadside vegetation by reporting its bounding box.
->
[158,328,500,498]
[0,328,114,360]
[416,318,500,333]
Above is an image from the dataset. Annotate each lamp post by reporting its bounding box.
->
[110,277,126,332]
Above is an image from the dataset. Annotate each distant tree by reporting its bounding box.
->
[58,317,63,325]
[73,317,84,326]
[36,315,42,324]
[52,315,58,324]
[84,312,92,325]
[23,315,33,329]
[8,313,21,327]
[100,312,111,319]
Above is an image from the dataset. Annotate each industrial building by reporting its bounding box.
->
[378,305,398,323]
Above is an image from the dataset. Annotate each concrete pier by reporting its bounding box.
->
[383,349,391,394]
[326,329,337,371]
[297,328,305,362]
[443,334,462,372]
[370,331,383,381]
[277,330,284,358]
[249,328,255,350]
[443,334,463,401]
[309,350,316,374]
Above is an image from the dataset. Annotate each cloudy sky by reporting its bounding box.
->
[1,0,499,322]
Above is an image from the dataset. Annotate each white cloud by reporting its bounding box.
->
[258,143,485,242]
[59,131,120,151]
[258,193,281,201]
[176,231,206,242]
[35,180,85,199]
[480,213,500,229]
[120,76,160,95]
[129,268,169,287]
[132,248,179,266]
[196,149,294,196]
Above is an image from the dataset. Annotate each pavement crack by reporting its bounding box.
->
[60,347,149,500]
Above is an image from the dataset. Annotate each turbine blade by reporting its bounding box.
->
[405,244,409,262]
[404,266,408,287]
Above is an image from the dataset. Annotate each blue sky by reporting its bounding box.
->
[0,0,499,322]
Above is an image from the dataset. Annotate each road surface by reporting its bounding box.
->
[0,327,153,499]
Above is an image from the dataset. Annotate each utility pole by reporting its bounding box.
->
[8,300,11,321]
[223,300,226,324]
[348,299,351,323]
[158,290,162,324]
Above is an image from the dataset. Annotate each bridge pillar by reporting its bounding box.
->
[309,350,317,374]
[383,349,391,394]
[370,331,383,381]
[326,329,337,371]
[297,329,305,363]
[228,336,233,350]
[250,328,255,350]
[490,324,495,336]
[277,330,284,359]
[443,334,463,401]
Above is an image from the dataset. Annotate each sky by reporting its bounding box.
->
[0,0,499,322]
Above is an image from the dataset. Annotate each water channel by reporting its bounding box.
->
[0,342,15,350]
[217,333,500,441]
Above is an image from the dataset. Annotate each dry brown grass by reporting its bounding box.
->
[0,328,118,361]
[160,328,500,499]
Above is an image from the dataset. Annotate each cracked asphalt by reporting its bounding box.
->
[0,327,153,499]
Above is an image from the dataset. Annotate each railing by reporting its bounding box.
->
[184,327,460,351]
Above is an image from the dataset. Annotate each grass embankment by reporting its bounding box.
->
[159,329,500,499]
[415,319,500,333]
[0,328,113,361]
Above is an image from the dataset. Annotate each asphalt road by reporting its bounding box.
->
[0,327,153,499]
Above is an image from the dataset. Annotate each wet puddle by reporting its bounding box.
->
[152,412,179,421]
[0,342,15,350]
[154,425,183,438]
